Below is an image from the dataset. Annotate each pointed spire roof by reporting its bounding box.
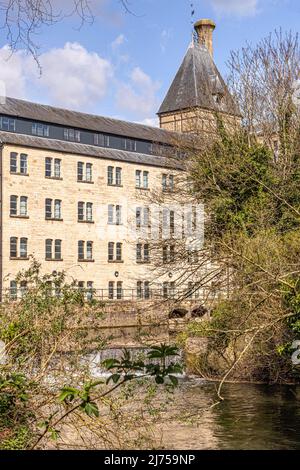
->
[158,42,239,116]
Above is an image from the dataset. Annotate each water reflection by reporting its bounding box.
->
[160,379,300,450]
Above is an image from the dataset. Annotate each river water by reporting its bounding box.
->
[158,378,300,450]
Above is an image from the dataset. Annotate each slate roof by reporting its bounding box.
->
[0,131,184,170]
[0,97,178,145]
[158,42,240,116]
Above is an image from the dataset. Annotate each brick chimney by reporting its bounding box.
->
[194,19,216,58]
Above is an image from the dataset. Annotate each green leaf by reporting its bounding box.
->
[82,401,99,417]
[102,358,120,370]
[109,373,121,384]
[168,375,179,386]
[155,375,164,384]
[58,386,78,402]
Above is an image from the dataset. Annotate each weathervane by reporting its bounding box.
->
[190,2,197,45]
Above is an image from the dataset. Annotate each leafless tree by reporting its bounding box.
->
[0,0,132,64]
[227,29,300,162]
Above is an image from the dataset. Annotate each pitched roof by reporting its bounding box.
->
[158,42,240,116]
[0,97,178,145]
[0,131,183,170]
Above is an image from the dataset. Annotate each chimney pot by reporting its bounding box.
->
[194,19,216,58]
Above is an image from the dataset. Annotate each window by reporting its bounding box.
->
[64,128,80,142]
[107,166,122,186]
[187,281,200,299]
[78,281,96,300]
[86,241,93,260]
[86,281,94,301]
[10,153,17,173]
[143,171,149,189]
[108,281,114,300]
[188,250,199,264]
[116,205,122,225]
[135,170,149,189]
[116,167,122,186]
[137,281,150,299]
[78,241,93,261]
[163,245,175,264]
[77,162,93,182]
[9,280,18,300]
[78,241,84,261]
[108,205,122,225]
[108,205,114,224]
[77,162,93,183]
[136,244,150,263]
[45,199,62,220]
[161,209,175,237]
[20,196,28,217]
[137,281,142,299]
[45,158,61,178]
[78,202,93,222]
[10,196,17,216]
[94,133,110,147]
[136,207,150,228]
[20,154,28,174]
[45,158,52,177]
[108,281,123,299]
[45,239,62,260]
[108,242,123,262]
[77,162,84,181]
[20,238,28,258]
[86,163,92,182]
[10,152,28,175]
[108,242,114,262]
[54,200,61,219]
[10,195,28,217]
[55,240,62,260]
[10,237,28,259]
[170,210,175,236]
[20,281,28,298]
[0,117,15,132]
[136,170,141,188]
[32,123,49,137]
[162,174,174,191]
[107,167,113,185]
[123,139,137,152]
[10,237,17,258]
[116,281,123,300]
[45,239,52,260]
[162,281,175,299]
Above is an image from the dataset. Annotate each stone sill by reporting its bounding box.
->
[45,176,63,181]
[45,218,64,222]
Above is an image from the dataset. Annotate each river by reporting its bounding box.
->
[158,378,300,450]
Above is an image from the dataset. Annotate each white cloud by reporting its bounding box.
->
[0,46,29,99]
[36,43,113,110]
[116,67,161,118]
[138,117,159,127]
[208,0,259,16]
[111,34,126,51]
[0,42,113,111]
[160,29,172,54]
[0,42,161,121]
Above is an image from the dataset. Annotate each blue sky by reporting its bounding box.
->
[0,0,299,125]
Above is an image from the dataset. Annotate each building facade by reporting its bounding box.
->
[0,19,237,300]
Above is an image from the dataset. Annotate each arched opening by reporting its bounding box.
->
[191,306,208,318]
[169,308,188,319]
